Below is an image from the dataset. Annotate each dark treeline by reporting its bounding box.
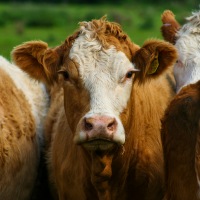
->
[0,0,199,5]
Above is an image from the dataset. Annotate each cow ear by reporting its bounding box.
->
[12,40,65,86]
[133,39,177,83]
[161,10,181,44]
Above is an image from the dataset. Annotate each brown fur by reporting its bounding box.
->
[133,39,177,83]
[12,18,177,200]
[0,60,47,200]
[161,10,181,44]
[161,81,200,200]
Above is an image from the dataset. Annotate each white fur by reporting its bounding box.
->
[174,11,200,93]
[0,56,48,149]
[70,22,137,144]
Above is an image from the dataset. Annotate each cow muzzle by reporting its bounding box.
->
[74,115,125,151]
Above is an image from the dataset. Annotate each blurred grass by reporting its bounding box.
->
[0,2,198,59]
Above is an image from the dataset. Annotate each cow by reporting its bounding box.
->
[160,10,200,199]
[161,10,200,93]
[12,17,177,200]
[0,55,49,199]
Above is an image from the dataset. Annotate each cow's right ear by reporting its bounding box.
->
[161,10,181,44]
[12,40,65,85]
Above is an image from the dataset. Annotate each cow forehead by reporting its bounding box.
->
[69,34,136,84]
[176,11,200,64]
[67,30,136,116]
[176,36,200,64]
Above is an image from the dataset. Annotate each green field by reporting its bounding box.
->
[0,2,198,59]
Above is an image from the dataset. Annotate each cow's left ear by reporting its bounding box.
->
[132,39,177,83]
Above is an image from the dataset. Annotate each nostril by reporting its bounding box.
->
[107,119,117,131]
[83,116,117,132]
[84,118,93,131]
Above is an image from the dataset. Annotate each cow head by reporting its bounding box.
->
[161,10,200,93]
[12,17,177,152]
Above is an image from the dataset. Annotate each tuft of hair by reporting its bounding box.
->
[78,16,132,49]
[179,10,200,36]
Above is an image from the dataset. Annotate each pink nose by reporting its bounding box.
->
[83,115,117,139]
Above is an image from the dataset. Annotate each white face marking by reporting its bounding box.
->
[70,36,136,117]
[174,11,200,93]
[69,24,137,144]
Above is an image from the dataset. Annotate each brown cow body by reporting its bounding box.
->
[12,17,177,200]
[0,56,48,199]
[162,80,200,200]
[161,10,200,199]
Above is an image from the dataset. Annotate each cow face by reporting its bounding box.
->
[161,10,200,93]
[12,18,177,152]
[61,36,138,151]
[174,12,200,93]
[174,32,200,93]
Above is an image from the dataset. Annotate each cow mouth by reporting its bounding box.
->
[81,139,117,151]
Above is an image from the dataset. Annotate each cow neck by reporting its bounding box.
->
[90,151,114,200]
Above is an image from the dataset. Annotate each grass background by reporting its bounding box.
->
[0,2,199,60]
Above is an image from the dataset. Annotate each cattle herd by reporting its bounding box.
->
[0,8,200,200]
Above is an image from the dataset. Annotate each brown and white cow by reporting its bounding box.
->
[12,17,177,200]
[0,56,49,199]
[161,10,200,93]
[161,10,200,199]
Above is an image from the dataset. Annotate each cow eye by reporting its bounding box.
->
[126,71,134,79]
[58,70,69,81]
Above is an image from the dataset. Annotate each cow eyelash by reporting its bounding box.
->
[58,70,69,81]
